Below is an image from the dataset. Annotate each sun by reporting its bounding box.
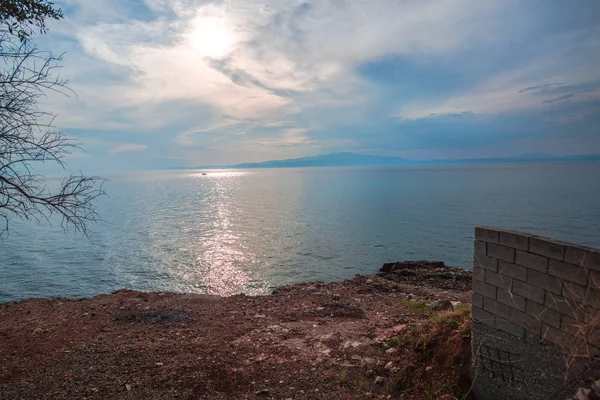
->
[187,16,235,58]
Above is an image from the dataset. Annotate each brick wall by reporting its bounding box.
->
[473,226,599,350]
[471,227,600,399]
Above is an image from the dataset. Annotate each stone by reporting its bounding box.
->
[374,376,385,384]
[385,347,397,354]
[318,332,340,344]
[32,328,43,335]
[391,324,407,333]
[343,341,361,349]
[384,361,393,370]
[430,299,453,311]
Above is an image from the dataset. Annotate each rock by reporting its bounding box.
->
[318,332,340,344]
[384,361,393,370]
[425,366,433,372]
[374,376,385,384]
[343,341,361,349]
[254,314,266,318]
[391,324,407,334]
[125,384,131,391]
[255,389,270,396]
[366,279,373,284]
[32,328,43,335]
[385,348,397,355]
[380,260,445,273]
[430,300,453,311]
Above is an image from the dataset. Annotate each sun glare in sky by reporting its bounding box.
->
[187,16,235,58]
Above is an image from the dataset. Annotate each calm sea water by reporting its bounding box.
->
[1,163,599,303]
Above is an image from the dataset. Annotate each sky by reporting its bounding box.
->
[33,0,600,170]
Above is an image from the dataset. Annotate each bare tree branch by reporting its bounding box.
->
[0,7,104,238]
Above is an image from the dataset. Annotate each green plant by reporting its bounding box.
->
[402,300,428,309]
[388,334,412,347]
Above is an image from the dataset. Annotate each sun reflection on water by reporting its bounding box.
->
[177,170,268,296]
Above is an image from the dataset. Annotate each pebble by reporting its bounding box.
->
[254,314,266,318]
[429,300,453,311]
[125,384,131,391]
[343,341,361,349]
[385,361,393,370]
[374,376,385,384]
[385,348,398,354]
[255,389,270,396]
[32,328,43,335]
[318,333,339,343]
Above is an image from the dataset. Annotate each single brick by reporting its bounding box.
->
[564,246,586,266]
[487,243,516,263]
[529,237,565,260]
[541,324,575,351]
[473,265,485,282]
[526,299,561,328]
[473,279,497,299]
[562,282,600,308]
[545,293,585,320]
[472,306,495,328]
[497,288,526,312]
[499,231,530,251]
[560,315,581,337]
[512,279,546,304]
[590,270,600,291]
[527,269,562,294]
[495,317,525,338]
[565,246,600,272]
[474,240,487,255]
[548,259,589,286]
[475,227,499,244]
[583,250,600,272]
[485,270,513,290]
[498,260,527,281]
[474,254,498,272]
[515,250,549,272]
[511,307,542,335]
[484,298,511,320]
[472,293,484,309]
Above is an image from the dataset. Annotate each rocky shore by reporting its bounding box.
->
[0,262,473,399]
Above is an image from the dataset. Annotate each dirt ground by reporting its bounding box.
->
[0,262,473,400]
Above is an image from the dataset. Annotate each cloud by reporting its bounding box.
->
[110,143,148,154]
[518,83,566,93]
[29,0,600,167]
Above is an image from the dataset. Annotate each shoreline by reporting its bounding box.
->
[0,262,473,399]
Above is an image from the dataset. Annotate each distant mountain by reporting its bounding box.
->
[231,152,412,169]
[183,152,600,170]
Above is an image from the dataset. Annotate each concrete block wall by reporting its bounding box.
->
[473,227,600,350]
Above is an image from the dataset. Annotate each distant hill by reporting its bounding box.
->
[231,152,412,168]
[183,152,600,170]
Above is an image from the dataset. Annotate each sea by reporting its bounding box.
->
[1,162,599,303]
